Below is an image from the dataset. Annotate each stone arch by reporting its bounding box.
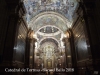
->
[39,37,59,47]
[28,11,72,33]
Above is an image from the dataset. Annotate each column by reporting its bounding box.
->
[63,30,78,75]
[29,38,36,69]
[25,37,31,68]
[62,38,68,68]
[25,30,36,75]
[32,38,37,69]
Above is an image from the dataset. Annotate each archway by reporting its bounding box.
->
[27,11,72,71]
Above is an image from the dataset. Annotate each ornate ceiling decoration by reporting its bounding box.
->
[40,38,58,46]
[24,0,78,24]
[39,26,59,33]
[28,12,72,32]
[37,25,61,36]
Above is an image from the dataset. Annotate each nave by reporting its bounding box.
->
[0,0,100,75]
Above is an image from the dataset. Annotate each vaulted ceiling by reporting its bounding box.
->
[24,0,78,31]
[28,11,71,32]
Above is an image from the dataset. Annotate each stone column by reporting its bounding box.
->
[67,29,78,75]
[24,36,32,75]
[29,38,36,69]
[31,38,37,75]
[25,37,31,68]
[62,38,68,68]
[32,38,37,69]
[25,30,36,75]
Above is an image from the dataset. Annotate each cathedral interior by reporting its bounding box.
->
[0,0,100,75]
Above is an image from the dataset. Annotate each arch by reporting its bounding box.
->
[36,25,63,37]
[36,25,63,33]
[39,37,59,47]
[28,11,72,32]
[40,42,57,49]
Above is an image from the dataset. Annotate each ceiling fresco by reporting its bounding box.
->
[24,0,78,23]
[40,38,58,46]
[29,13,70,32]
[39,26,59,33]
